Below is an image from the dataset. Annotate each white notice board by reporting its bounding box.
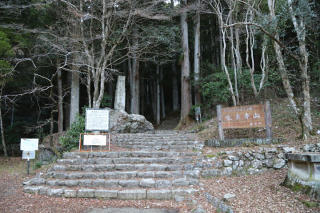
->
[83,135,107,146]
[85,109,110,131]
[20,138,39,151]
[22,150,36,159]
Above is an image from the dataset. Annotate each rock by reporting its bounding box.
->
[139,179,155,188]
[201,169,221,177]
[273,158,286,169]
[254,153,265,160]
[238,160,244,167]
[214,161,223,168]
[78,189,95,198]
[247,168,260,175]
[108,109,154,133]
[38,147,57,164]
[95,190,118,199]
[265,159,273,168]
[283,147,295,153]
[223,160,233,167]
[244,153,251,158]
[264,148,277,153]
[228,155,239,161]
[251,159,262,169]
[223,167,233,176]
[64,189,77,198]
[232,161,239,170]
[42,132,65,149]
[147,189,172,200]
[223,193,236,201]
[277,153,284,159]
[118,189,146,200]
[303,144,316,152]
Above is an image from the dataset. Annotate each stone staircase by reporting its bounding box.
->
[23,131,203,200]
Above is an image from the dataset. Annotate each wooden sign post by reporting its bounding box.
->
[80,108,111,151]
[217,101,272,140]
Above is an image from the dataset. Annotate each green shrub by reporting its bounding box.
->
[59,114,85,151]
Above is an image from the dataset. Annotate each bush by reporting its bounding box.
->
[59,114,85,151]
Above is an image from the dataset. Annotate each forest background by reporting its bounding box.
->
[0,0,320,157]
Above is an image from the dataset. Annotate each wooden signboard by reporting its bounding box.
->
[217,101,272,140]
[85,108,110,131]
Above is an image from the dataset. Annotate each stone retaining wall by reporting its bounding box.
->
[200,143,320,178]
[205,138,283,148]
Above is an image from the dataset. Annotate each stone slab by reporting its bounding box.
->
[118,190,146,200]
[286,153,320,163]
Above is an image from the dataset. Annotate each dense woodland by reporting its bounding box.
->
[0,0,320,156]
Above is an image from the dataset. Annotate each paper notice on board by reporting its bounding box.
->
[20,138,39,151]
[83,135,107,146]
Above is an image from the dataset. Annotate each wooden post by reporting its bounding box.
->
[217,105,224,140]
[265,101,272,139]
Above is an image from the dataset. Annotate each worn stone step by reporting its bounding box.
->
[45,170,200,179]
[116,145,197,150]
[62,151,200,159]
[115,141,199,145]
[57,157,194,165]
[23,186,198,200]
[50,163,196,172]
[25,177,199,188]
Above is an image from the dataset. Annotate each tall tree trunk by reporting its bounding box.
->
[0,86,8,157]
[268,0,299,115]
[156,63,161,125]
[151,81,157,123]
[57,63,64,133]
[229,16,239,104]
[70,69,80,123]
[86,66,92,108]
[160,66,165,119]
[130,27,140,114]
[194,0,201,106]
[288,0,312,139]
[180,0,192,124]
[172,62,179,111]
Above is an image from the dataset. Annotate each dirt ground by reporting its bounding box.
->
[1,157,319,213]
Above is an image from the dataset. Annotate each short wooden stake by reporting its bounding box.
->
[265,101,272,139]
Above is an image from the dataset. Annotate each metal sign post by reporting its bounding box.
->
[21,139,38,175]
[27,158,30,175]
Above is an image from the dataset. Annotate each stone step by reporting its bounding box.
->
[62,151,200,159]
[114,141,199,145]
[24,186,198,200]
[115,146,197,151]
[57,157,194,165]
[25,177,199,188]
[50,163,196,172]
[45,170,200,179]
[111,136,197,141]
[113,136,197,140]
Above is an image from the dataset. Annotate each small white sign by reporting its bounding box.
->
[85,109,110,131]
[83,135,107,146]
[22,150,35,160]
[20,138,39,151]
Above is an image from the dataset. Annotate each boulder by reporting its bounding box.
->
[38,146,57,164]
[109,109,154,133]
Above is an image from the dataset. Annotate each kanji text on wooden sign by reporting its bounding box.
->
[217,101,272,140]
[221,104,266,129]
